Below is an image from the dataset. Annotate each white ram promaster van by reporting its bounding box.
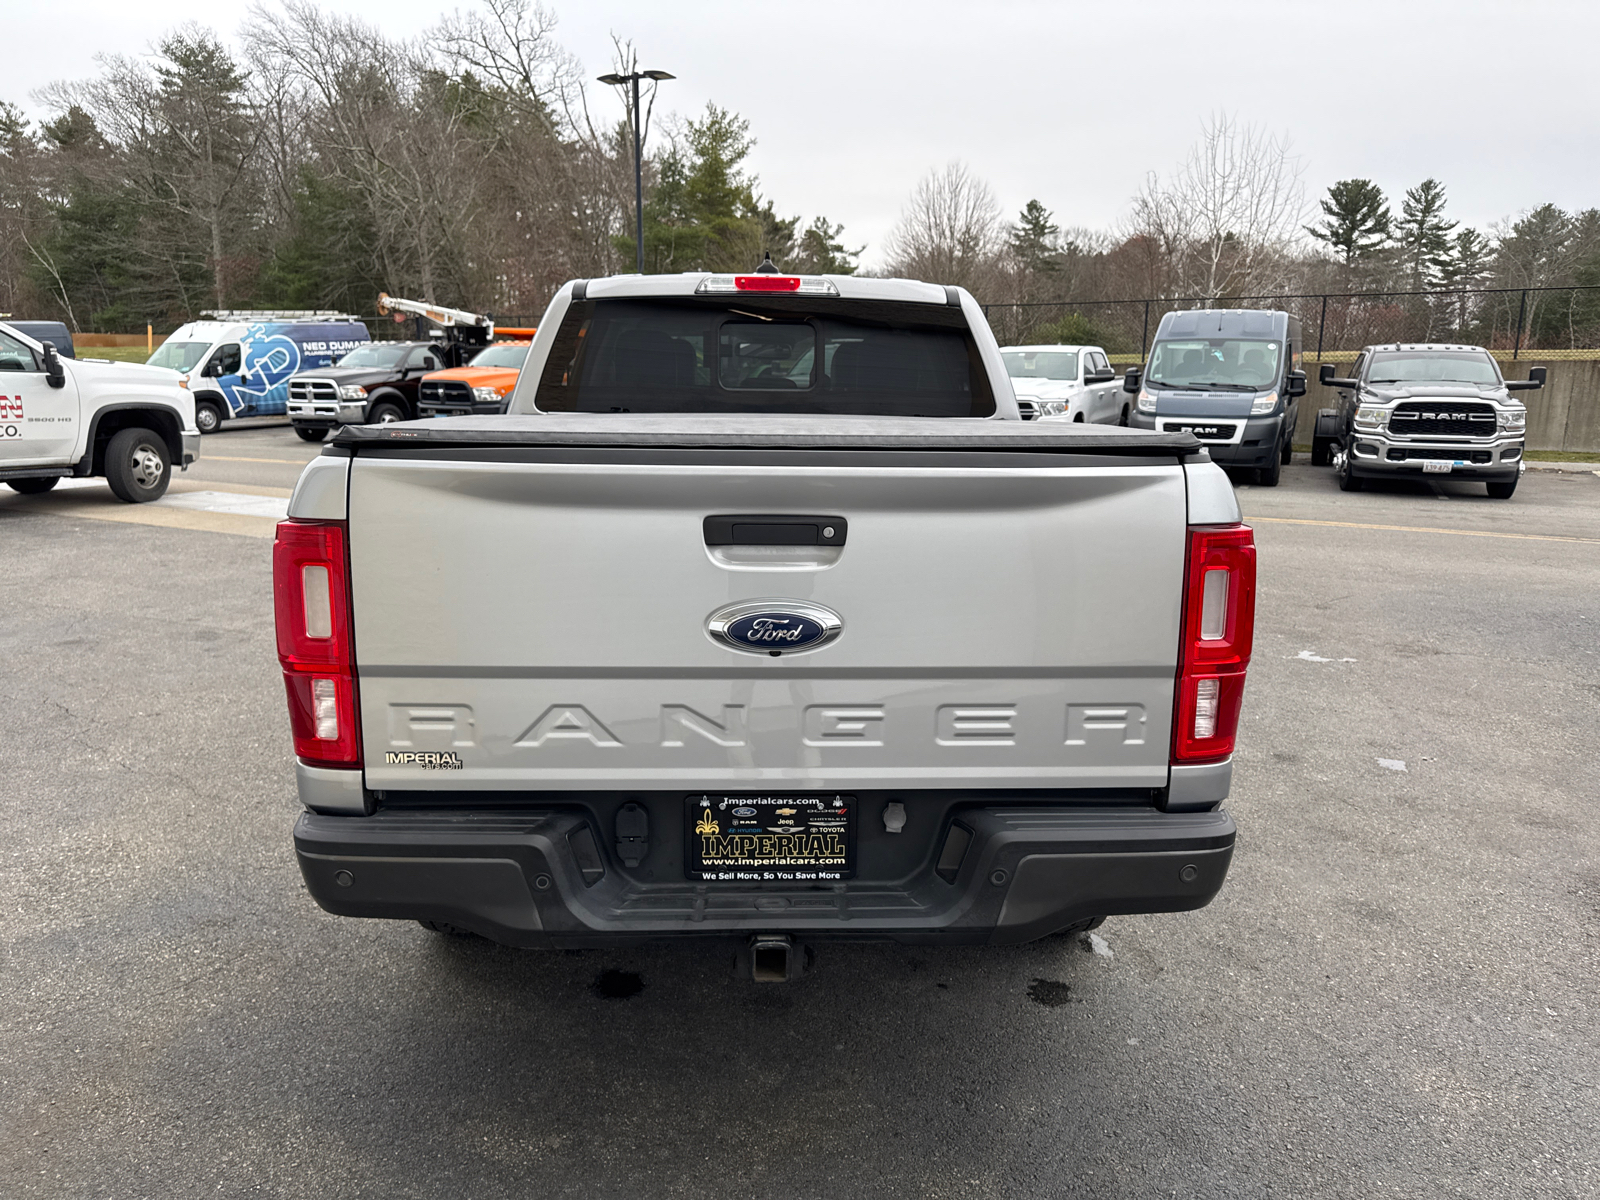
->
[148,312,369,434]
[0,320,198,502]
[278,271,1257,982]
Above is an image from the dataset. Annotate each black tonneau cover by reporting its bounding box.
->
[332,414,1202,454]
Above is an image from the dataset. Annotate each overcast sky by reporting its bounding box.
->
[10,0,1599,267]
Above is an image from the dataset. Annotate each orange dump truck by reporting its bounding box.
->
[416,329,535,417]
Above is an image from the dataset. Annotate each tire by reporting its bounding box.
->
[195,401,223,435]
[367,401,405,424]
[7,476,60,494]
[294,426,328,443]
[1280,433,1294,465]
[1118,404,1130,427]
[1256,448,1282,487]
[104,427,171,503]
[1486,479,1518,499]
[1336,446,1363,492]
[1072,412,1085,423]
[1311,437,1333,467]
[1048,915,1107,940]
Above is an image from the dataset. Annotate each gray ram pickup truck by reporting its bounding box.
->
[274,271,1257,981]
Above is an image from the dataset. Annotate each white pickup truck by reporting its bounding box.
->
[0,321,199,501]
[277,272,1255,981]
[1001,343,1127,424]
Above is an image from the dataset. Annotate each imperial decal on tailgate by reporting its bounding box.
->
[685,794,855,882]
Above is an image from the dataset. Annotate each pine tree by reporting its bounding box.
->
[1010,199,1060,272]
[1393,179,1458,288]
[1305,179,1390,266]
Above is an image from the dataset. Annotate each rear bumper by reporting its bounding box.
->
[294,803,1235,948]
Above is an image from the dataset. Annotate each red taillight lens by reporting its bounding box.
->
[273,520,361,768]
[1173,524,1256,764]
[733,275,802,292]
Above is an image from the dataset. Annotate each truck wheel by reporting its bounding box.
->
[1336,447,1363,492]
[294,426,328,443]
[1256,451,1281,487]
[104,427,171,503]
[368,401,405,424]
[1311,437,1333,467]
[1280,434,1293,465]
[195,401,223,435]
[7,477,60,495]
[1118,404,1130,427]
[1486,479,1518,499]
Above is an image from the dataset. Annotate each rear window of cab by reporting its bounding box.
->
[534,297,996,417]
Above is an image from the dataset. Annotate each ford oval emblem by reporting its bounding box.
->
[706,599,843,655]
[732,807,758,817]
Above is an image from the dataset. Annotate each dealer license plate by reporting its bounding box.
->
[1422,461,1454,474]
[685,794,855,882]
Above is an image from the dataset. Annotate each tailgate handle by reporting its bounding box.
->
[703,515,847,547]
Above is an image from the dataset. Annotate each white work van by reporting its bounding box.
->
[0,321,199,502]
[148,312,369,434]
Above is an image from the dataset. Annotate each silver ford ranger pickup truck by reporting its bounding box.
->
[274,271,1257,980]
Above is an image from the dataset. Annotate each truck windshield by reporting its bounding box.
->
[470,343,530,369]
[535,298,994,417]
[147,341,210,373]
[1367,350,1500,385]
[1002,350,1078,380]
[335,344,409,369]
[1147,338,1281,390]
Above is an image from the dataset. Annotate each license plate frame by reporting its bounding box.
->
[1422,461,1454,474]
[684,794,855,882]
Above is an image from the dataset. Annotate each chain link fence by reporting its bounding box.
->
[981,286,1600,364]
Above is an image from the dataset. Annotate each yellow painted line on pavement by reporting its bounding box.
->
[1251,516,1600,546]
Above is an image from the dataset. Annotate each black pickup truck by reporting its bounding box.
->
[285,341,446,442]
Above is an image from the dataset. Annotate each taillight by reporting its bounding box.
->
[1172,524,1256,764]
[273,519,361,768]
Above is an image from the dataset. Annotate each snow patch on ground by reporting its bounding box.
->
[1083,932,1114,959]
[1294,650,1357,663]
[1377,758,1407,772]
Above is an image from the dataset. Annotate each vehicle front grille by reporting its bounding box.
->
[419,380,473,410]
[1165,422,1237,441]
[1015,399,1039,421]
[1386,447,1493,463]
[1387,401,1496,439]
[288,379,338,402]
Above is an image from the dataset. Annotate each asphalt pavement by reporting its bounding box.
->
[2,427,1597,1198]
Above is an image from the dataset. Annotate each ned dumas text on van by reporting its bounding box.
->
[384,751,464,769]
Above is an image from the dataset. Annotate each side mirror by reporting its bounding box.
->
[1088,367,1116,384]
[1528,366,1547,388]
[1286,370,1306,398]
[41,341,66,389]
[1122,367,1142,394]
[1318,363,1335,387]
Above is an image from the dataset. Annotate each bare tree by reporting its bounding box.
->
[883,161,1004,289]
[1129,114,1306,303]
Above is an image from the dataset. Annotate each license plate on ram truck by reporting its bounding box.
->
[685,794,855,882]
[1422,461,1455,473]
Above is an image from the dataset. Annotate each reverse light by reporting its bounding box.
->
[273,520,361,768]
[696,274,840,296]
[1249,391,1279,416]
[1173,524,1256,764]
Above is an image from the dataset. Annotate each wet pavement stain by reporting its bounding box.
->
[591,969,646,1000]
[1027,978,1074,1007]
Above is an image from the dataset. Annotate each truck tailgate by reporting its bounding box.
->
[344,418,1193,794]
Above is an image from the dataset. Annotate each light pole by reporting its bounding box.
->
[597,68,674,275]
